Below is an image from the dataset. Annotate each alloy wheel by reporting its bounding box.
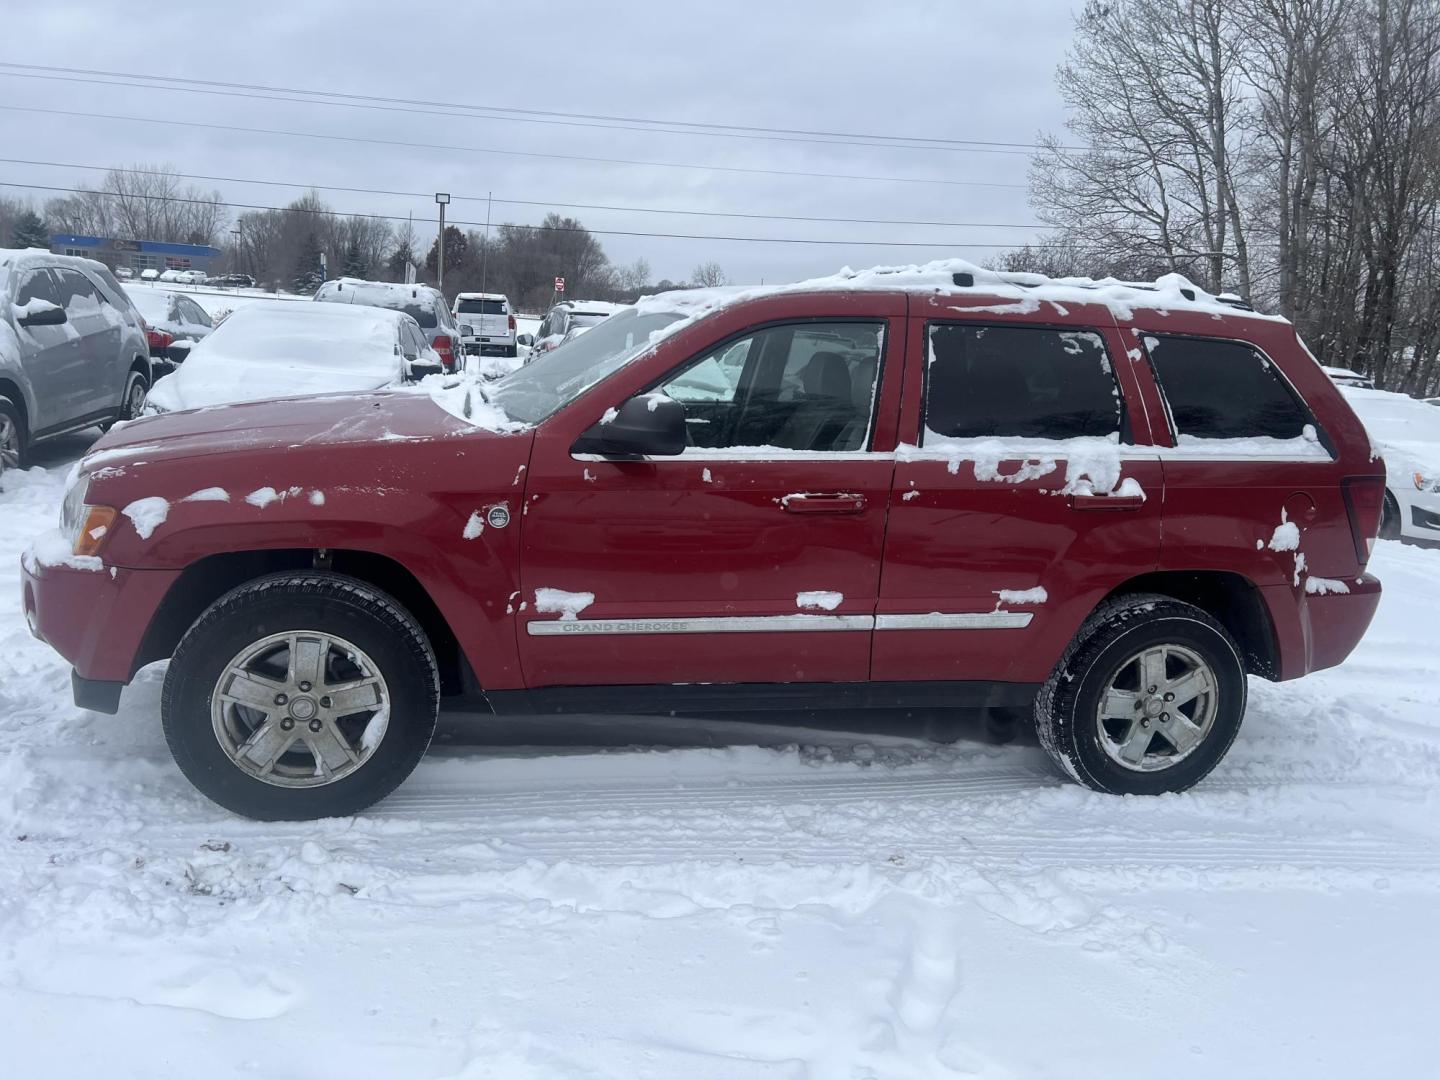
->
[210,631,390,788]
[1095,643,1219,772]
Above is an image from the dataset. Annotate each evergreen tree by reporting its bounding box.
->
[342,239,368,279]
[291,232,324,294]
[12,209,48,250]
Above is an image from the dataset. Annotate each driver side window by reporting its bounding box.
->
[655,321,884,453]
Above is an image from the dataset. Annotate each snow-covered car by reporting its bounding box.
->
[139,268,160,281]
[453,292,516,357]
[1341,385,1440,546]
[114,266,134,280]
[1323,364,1376,389]
[158,269,205,285]
[528,300,622,360]
[122,284,215,374]
[0,249,150,480]
[314,278,462,372]
[144,301,442,413]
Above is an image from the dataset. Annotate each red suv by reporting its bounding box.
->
[21,265,1387,819]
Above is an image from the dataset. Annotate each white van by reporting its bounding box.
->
[452,292,516,358]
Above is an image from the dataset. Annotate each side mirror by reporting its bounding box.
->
[517,333,534,347]
[573,393,686,457]
[17,301,67,327]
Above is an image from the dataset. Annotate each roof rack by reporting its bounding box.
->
[950,269,1256,311]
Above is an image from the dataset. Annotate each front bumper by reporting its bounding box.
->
[1403,488,1440,546]
[21,555,180,710]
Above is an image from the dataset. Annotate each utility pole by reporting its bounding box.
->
[480,190,492,297]
[434,192,450,291]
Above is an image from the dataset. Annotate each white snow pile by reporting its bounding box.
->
[145,301,412,412]
[900,435,1125,494]
[5,446,1440,1078]
[462,511,485,540]
[244,486,303,508]
[120,497,170,540]
[796,590,844,611]
[533,587,595,620]
[1305,576,1352,595]
[1269,516,1301,552]
[181,487,229,503]
[994,587,1048,607]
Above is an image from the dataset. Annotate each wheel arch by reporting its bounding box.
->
[1101,570,1279,679]
[134,548,468,695]
[0,375,30,430]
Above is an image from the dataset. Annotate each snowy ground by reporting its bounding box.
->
[3,438,1440,1078]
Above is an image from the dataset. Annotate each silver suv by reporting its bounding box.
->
[0,250,150,480]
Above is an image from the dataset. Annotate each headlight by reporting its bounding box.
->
[59,476,117,558]
[1416,472,1440,493]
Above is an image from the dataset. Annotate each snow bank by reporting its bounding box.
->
[796,590,844,611]
[534,588,595,620]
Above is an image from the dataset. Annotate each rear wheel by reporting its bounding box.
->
[1380,492,1402,540]
[162,572,440,820]
[119,369,148,421]
[0,396,26,484]
[1035,595,1245,795]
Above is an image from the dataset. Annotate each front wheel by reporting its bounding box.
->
[0,395,26,485]
[1035,594,1245,795]
[1380,493,1402,540]
[162,572,440,819]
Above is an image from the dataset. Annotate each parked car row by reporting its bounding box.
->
[114,267,255,288]
[23,262,1407,821]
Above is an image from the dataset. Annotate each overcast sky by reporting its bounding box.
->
[5,0,1079,286]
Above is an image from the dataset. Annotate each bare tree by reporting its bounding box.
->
[45,164,227,246]
[691,261,727,287]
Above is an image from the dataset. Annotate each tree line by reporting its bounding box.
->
[3,167,728,313]
[1010,0,1440,396]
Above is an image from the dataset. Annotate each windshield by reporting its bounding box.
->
[488,306,685,424]
[458,298,506,315]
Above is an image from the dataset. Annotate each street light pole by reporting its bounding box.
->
[435,192,451,291]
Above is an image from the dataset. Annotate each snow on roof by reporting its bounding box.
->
[455,292,508,301]
[632,259,1284,341]
[0,246,115,286]
[315,277,444,303]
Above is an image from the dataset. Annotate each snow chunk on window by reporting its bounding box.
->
[122,497,170,540]
[463,511,485,540]
[994,587,1048,607]
[182,487,230,503]
[1305,577,1350,596]
[796,591,844,611]
[534,587,595,621]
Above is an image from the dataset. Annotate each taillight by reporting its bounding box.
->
[146,327,173,353]
[508,314,516,331]
[433,334,455,370]
[1341,475,1386,566]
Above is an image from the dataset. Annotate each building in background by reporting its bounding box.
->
[48,234,221,276]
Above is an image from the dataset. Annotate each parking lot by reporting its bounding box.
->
[3,431,1440,1077]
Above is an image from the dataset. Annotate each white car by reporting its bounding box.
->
[139,268,160,281]
[453,292,516,358]
[145,301,441,413]
[1341,386,1440,547]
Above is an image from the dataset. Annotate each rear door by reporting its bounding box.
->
[518,300,904,688]
[874,303,1164,687]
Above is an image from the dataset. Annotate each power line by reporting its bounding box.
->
[0,105,1030,191]
[0,179,1049,250]
[0,157,1052,231]
[0,70,1048,159]
[0,60,1082,154]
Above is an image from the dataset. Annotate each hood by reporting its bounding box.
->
[82,388,514,473]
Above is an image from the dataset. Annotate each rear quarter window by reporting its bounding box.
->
[923,323,1123,441]
[1144,335,1311,441]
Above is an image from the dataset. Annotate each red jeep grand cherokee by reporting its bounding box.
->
[21,264,1387,819]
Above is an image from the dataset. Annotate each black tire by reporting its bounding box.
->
[162,572,440,820]
[1034,594,1245,795]
[505,344,518,358]
[0,394,26,484]
[1380,492,1402,540]
[120,368,149,421]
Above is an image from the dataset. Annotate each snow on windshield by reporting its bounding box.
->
[147,302,403,411]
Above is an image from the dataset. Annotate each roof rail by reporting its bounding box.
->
[952,268,1201,303]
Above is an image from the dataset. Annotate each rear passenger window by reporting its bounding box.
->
[924,324,1122,441]
[1144,336,1310,441]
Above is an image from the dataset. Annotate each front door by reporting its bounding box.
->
[14,269,84,431]
[518,311,903,688]
[874,306,1164,687]
[52,268,123,418]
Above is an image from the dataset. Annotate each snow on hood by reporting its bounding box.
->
[147,301,406,411]
[1341,386,1440,475]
